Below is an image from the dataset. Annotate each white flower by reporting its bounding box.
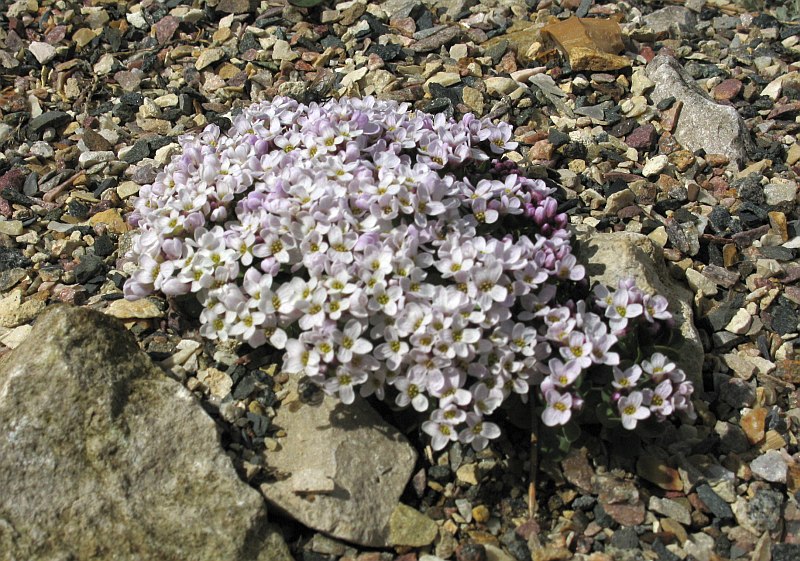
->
[542,389,572,427]
[324,367,367,405]
[367,282,404,317]
[374,326,409,371]
[422,417,459,451]
[617,391,651,429]
[334,319,374,363]
[394,371,429,412]
[459,413,501,450]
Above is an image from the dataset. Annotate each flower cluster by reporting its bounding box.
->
[539,278,695,431]
[123,96,694,451]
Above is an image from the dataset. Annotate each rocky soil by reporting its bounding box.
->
[0,0,799,560]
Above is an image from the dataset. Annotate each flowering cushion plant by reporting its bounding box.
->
[124,96,695,452]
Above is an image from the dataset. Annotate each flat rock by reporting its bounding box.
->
[29,41,57,64]
[79,150,115,168]
[89,208,129,234]
[646,55,754,167]
[261,374,417,547]
[29,111,71,133]
[573,228,704,385]
[388,504,438,547]
[104,297,164,319]
[196,48,224,71]
[0,305,291,561]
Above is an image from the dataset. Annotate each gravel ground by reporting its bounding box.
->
[1,0,799,560]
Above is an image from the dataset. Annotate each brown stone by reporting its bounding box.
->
[705,153,730,167]
[723,244,738,268]
[768,211,789,241]
[561,448,594,493]
[660,518,688,545]
[740,407,767,445]
[636,456,683,491]
[788,462,800,495]
[82,129,113,152]
[668,150,696,172]
[216,0,254,14]
[658,132,681,155]
[713,79,743,101]
[596,474,645,526]
[767,101,800,120]
[497,51,517,74]
[529,139,554,161]
[625,124,658,150]
[568,48,631,72]
[776,360,800,384]
[533,547,573,561]
[89,208,129,234]
[659,100,683,132]
[541,17,630,72]
[542,16,625,55]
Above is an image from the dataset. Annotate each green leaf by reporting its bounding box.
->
[288,0,326,7]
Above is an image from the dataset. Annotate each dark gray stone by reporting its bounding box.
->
[122,139,152,164]
[28,111,71,133]
[773,543,800,561]
[610,527,640,549]
[74,254,105,283]
[695,483,734,520]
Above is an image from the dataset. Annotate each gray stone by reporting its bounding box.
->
[749,450,788,483]
[78,150,116,168]
[773,544,800,561]
[28,41,57,64]
[642,6,697,38]
[380,0,422,18]
[646,55,755,167]
[695,483,734,520]
[764,181,797,206]
[0,305,291,561]
[261,374,417,547]
[28,111,71,133]
[573,228,704,386]
[649,497,691,525]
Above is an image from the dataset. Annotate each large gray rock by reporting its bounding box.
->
[573,228,703,386]
[645,54,755,167]
[261,375,418,547]
[0,305,292,561]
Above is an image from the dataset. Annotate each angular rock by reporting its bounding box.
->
[750,450,788,484]
[28,111,71,133]
[261,374,417,547]
[573,228,704,385]
[642,6,696,38]
[388,504,438,547]
[28,41,57,64]
[645,55,754,167]
[0,305,291,561]
[541,16,630,72]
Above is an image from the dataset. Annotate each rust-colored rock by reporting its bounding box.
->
[713,79,743,101]
[541,16,630,72]
[741,407,767,445]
